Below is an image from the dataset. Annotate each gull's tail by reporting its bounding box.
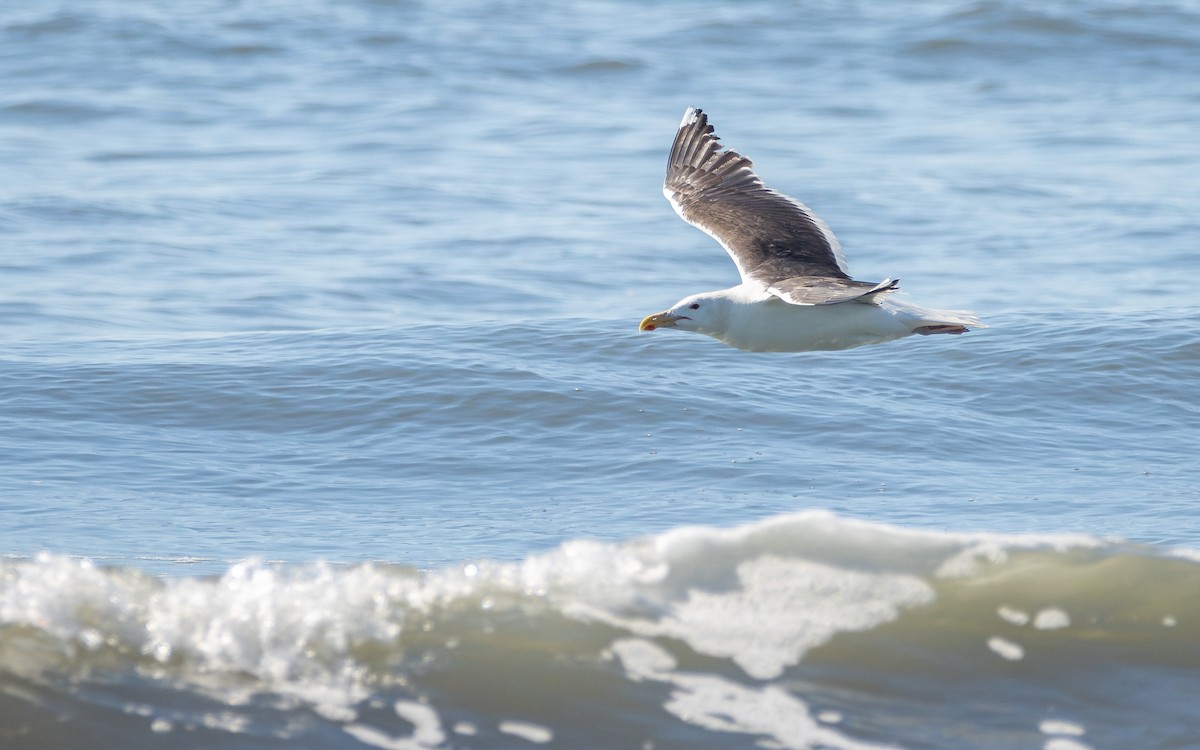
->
[883,297,986,335]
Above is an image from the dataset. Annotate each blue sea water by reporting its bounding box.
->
[2,1,1199,748]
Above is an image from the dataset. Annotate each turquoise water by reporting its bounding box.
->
[2,1,1199,747]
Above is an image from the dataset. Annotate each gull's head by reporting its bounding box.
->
[639,293,728,336]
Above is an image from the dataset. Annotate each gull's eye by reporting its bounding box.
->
[689,303,700,310]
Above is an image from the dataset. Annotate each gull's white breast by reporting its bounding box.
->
[717,297,917,352]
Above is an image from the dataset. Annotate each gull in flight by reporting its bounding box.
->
[640,107,982,352]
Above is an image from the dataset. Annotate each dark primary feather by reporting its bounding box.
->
[664,108,897,306]
[768,276,898,306]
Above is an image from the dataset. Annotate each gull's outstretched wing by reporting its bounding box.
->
[664,107,895,306]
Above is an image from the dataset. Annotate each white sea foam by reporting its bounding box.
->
[644,556,933,679]
[1044,739,1093,750]
[498,720,554,743]
[344,723,434,750]
[998,606,1030,626]
[452,722,477,736]
[1039,719,1086,736]
[1033,608,1071,630]
[394,701,446,747]
[987,637,1025,661]
[610,639,894,750]
[2,512,1199,749]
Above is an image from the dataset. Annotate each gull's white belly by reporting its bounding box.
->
[717,298,916,352]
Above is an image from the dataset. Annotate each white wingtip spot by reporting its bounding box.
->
[679,106,701,129]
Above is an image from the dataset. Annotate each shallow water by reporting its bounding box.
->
[3,312,1199,576]
[2,1,1199,747]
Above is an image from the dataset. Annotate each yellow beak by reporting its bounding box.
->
[639,312,681,331]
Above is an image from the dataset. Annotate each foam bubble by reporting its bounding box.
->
[498,720,554,743]
[149,718,174,734]
[1039,719,1086,736]
[987,637,1025,661]
[998,606,1030,626]
[1044,739,1093,750]
[344,723,425,750]
[393,701,445,747]
[1033,608,1070,630]
[452,722,477,736]
[608,637,678,680]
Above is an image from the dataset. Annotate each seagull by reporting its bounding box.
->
[639,107,982,352]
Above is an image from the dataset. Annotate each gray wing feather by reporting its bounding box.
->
[768,277,899,306]
[664,107,897,306]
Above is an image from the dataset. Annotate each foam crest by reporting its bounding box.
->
[3,512,1199,749]
[1,555,450,714]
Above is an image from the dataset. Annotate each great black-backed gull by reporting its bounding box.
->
[639,107,982,352]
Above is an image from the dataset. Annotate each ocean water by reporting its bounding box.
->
[2,1,1199,748]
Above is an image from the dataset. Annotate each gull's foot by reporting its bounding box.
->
[914,325,969,335]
